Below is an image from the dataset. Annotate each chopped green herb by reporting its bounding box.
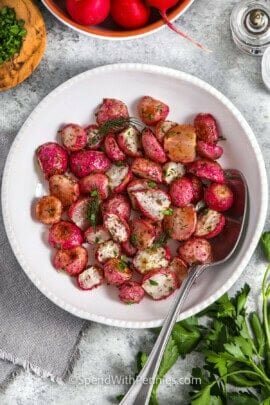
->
[90,190,99,197]
[148,181,157,188]
[149,279,159,286]
[130,234,138,246]
[87,190,100,227]
[162,208,173,216]
[117,260,127,272]
[153,231,169,248]
[0,7,27,65]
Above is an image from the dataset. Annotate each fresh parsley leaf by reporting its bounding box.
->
[150,337,179,405]
[162,208,173,216]
[149,280,159,286]
[130,234,138,246]
[261,232,270,261]
[148,181,157,188]
[172,319,201,357]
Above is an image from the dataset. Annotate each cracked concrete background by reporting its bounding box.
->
[0,0,269,403]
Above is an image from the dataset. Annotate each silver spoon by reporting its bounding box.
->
[120,169,249,405]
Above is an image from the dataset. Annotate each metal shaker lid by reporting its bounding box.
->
[231,0,270,56]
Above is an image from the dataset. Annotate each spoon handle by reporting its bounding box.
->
[119,264,207,405]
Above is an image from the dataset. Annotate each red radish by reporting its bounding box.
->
[147,0,209,51]
[111,0,150,29]
[66,0,110,26]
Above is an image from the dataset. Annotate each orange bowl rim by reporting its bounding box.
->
[41,0,195,40]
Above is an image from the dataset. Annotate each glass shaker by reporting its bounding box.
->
[230,0,270,88]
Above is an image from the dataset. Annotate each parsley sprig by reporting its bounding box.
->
[0,7,27,65]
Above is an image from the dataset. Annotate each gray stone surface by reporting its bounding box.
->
[0,0,269,403]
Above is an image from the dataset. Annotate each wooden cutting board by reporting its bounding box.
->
[0,0,46,91]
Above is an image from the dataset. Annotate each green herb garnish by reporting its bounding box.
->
[261,232,270,261]
[147,181,157,189]
[0,7,27,65]
[98,117,143,137]
[118,260,127,272]
[162,208,173,216]
[152,231,169,248]
[149,280,159,286]
[130,234,138,247]
[87,189,100,227]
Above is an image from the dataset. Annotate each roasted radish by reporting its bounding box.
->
[60,124,87,152]
[77,266,104,290]
[141,128,167,163]
[49,221,84,249]
[164,125,196,163]
[106,163,132,193]
[104,258,132,285]
[169,257,188,283]
[142,268,179,300]
[117,126,142,157]
[187,159,224,183]
[96,240,121,264]
[204,183,234,212]
[138,96,169,126]
[70,150,111,178]
[163,161,185,184]
[188,175,204,204]
[104,213,130,243]
[36,142,68,179]
[194,113,219,144]
[118,281,145,304]
[102,194,131,222]
[53,246,88,276]
[197,140,223,160]
[155,120,177,143]
[68,198,91,230]
[130,218,156,250]
[35,196,63,225]
[121,240,138,257]
[96,98,129,128]
[85,225,110,245]
[163,206,197,241]
[104,133,126,161]
[132,188,171,221]
[195,209,225,239]
[49,174,80,208]
[178,237,212,265]
[127,178,156,209]
[133,246,170,274]
[85,124,103,150]
[169,177,194,208]
[79,173,109,200]
[131,158,163,183]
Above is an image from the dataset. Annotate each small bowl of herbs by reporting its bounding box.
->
[0,0,46,91]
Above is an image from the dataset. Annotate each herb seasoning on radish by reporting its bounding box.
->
[35,95,238,306]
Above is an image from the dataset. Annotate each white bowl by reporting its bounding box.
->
[2,64,268,328]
